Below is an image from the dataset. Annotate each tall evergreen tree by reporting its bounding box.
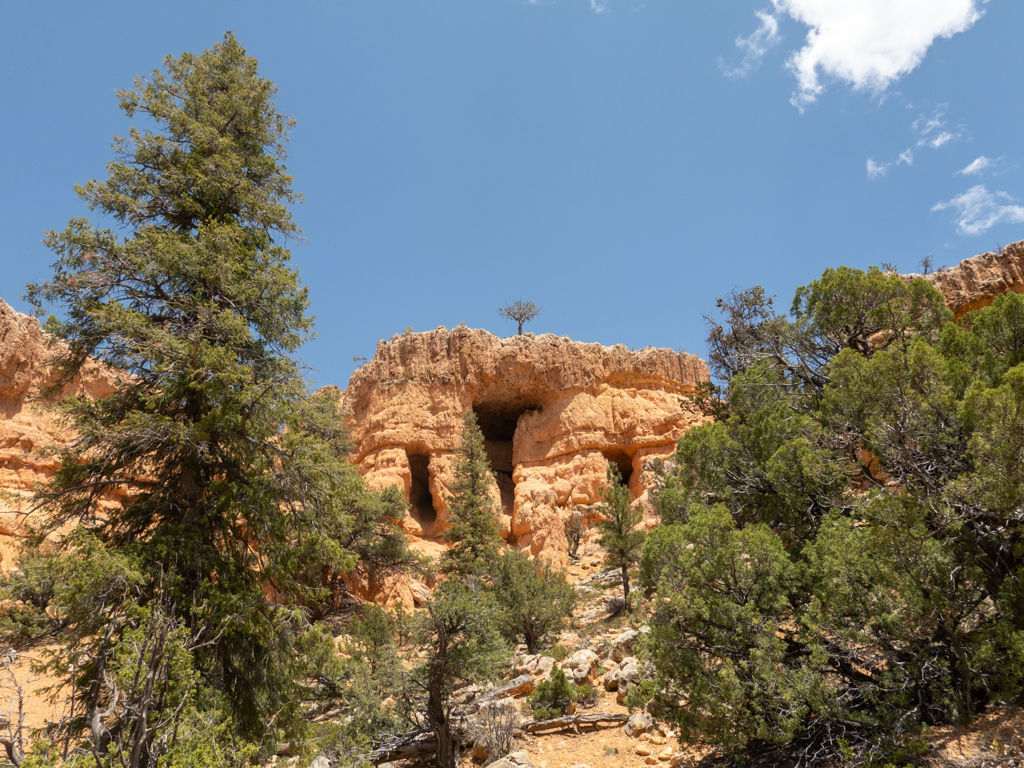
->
[596,465,646,612]
[441,411,503,577]
[22,33,398,760]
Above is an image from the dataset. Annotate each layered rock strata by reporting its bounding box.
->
[343,327,710,566]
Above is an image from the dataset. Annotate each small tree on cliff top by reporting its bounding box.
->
[498,300,541,335]
[442,411,503,577]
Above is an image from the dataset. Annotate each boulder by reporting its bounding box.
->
[488,751,537,768]
[604,657,640,692]
[611,628,638,662]
[559,649,599,685]
[625,712,653,738]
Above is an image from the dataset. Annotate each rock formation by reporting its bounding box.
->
[905,238,1024,319]
[342,327,710,567]
[0,299,116,562]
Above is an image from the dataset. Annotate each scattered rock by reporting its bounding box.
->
[605,657,640,692]
[515,654,555,680]
[611,628,638,662]
[625,712,653,738]
[308,757,330,768]
[409,581,432,605]
[560,649,600,684]
[635,743,653,756]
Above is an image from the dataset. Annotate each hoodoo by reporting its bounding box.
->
[342,326,710,566]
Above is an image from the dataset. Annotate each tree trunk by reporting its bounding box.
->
[525,626,538,655]
[428,680,457,768]
[621,565,631,612]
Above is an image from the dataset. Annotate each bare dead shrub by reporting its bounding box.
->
[469,697,519,765]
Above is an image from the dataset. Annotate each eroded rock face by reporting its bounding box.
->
[343,327,710,567]
[0,300,117,561]
[906,239,1024,319]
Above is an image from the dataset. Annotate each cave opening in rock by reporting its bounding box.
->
[406,452,437,530]
[473,402,539,521]
[601,449,634,496]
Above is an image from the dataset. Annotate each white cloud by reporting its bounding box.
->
[912,105,963,148]
[867,159,890,179]
[721,11,782,78]
[958,156,992,175]
[932,185,1024,235]
[867,148,913,179]
[589,0,608,13]
[770,0,986,111]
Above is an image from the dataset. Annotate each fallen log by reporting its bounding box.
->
[466,674,536,712]
[523,712,629,734]
[367,712,630,764]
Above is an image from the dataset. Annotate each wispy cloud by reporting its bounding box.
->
[913,105,963,148]
[932,185,1024,235]
[866,149,913,179]
[720,10,782,78]
[767,0,985,111]
[867,159,889,179]
[958,156,993,176]
[589,0,608,13]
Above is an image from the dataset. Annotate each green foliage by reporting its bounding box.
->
[643,265,1024,763]
[442,411,503,577]
[546,644,571,662]
[410,582,510,768]
[492,549,577,654]
[528,666,591,721]
[21,33,411,762]
[595,465,646,611]
[317,605,409,764]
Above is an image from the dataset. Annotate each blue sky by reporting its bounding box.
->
[2,1,1022,388]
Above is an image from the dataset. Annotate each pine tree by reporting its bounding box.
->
[23,33,393,758]
[596,464,646,612]
[441,411,503,577]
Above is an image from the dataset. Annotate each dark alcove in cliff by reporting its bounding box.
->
[601,448,634,496]
[474,401,540,520]
[406,452,437,530]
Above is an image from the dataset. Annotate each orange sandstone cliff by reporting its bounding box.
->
[342,327,710,567]
[906,239,1024,319]
[0,299,116,559]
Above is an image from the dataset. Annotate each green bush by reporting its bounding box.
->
[529,667,593,721]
